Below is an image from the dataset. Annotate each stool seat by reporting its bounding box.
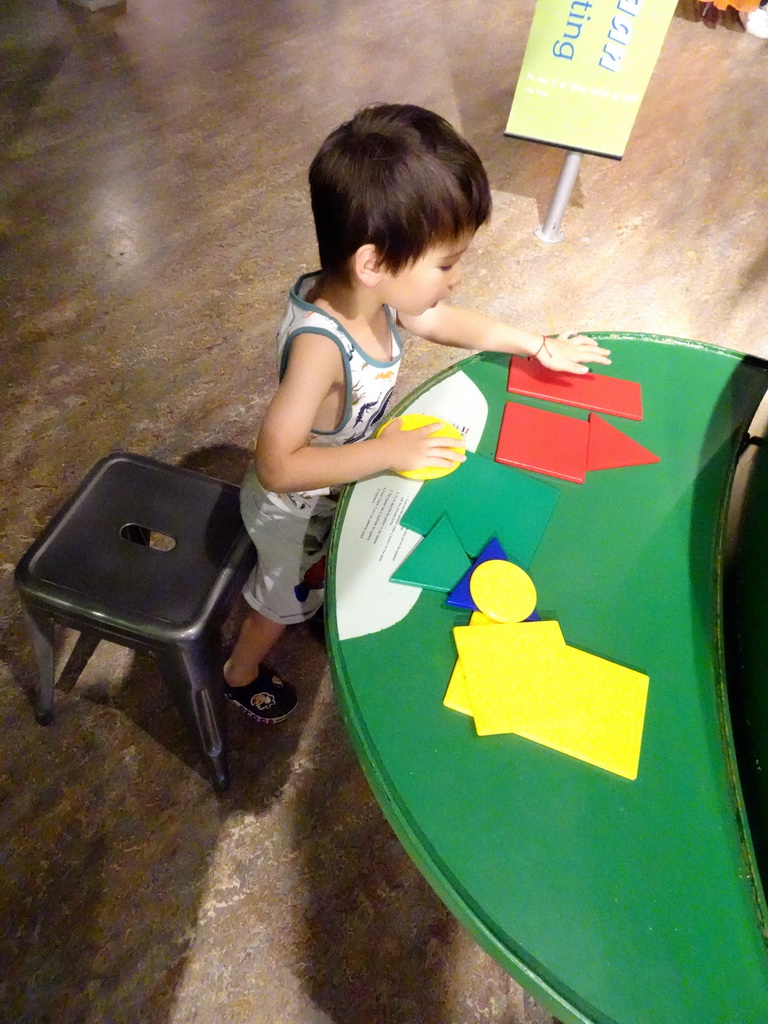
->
[15,451,257,790]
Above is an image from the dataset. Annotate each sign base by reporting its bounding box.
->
[534,150,582,244]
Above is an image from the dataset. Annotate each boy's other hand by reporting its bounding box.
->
[378,418,467,474]
[536,333,612,375]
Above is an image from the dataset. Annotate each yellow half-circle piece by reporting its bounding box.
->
[377,413,465,480]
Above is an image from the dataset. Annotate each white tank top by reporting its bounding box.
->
[277,272,402,446]
[264,272,403,515]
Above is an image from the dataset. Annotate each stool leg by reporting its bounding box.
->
[154,639,230,791]
[21,604,56,725]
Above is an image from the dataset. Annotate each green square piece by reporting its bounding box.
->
[390,515,471,592]
[400,450,559,564]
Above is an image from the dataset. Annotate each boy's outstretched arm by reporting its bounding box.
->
[255,333,464,494]
[399,303,611,375]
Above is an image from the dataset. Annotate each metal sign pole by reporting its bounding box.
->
[534,150,582,244]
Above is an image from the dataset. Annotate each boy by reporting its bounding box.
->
[224,103,610,723]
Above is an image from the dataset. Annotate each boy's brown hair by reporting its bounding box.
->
[309,104,492,279]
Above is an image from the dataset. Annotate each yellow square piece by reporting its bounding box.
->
[443,612,498,715]
[453,623,648,780]
[450,619,565,719]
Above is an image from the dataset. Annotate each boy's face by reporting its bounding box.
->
[379,236,472,316]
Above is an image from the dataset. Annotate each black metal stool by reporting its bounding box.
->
[14,451,256,790]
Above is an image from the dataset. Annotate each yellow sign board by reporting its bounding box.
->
[506,0,678,159]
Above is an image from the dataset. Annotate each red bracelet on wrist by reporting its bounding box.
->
[533,336,548,360]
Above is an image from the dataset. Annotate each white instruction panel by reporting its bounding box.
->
[335,371,488,640]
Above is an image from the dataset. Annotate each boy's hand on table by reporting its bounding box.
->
[536,333,612,375]
[378,418,466,475]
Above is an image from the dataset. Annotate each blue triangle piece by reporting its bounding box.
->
[445,537,508,610]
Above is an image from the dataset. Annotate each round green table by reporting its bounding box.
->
[327,334,768,1024]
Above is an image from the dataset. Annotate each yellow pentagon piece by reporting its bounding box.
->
[443,611,499,716]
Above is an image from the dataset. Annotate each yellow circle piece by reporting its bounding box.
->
[377,413,465,480]
[469,560,537,623]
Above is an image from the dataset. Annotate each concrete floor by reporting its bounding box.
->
[1,1,766,1022]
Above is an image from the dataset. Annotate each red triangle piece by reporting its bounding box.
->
[507,357,643,420]
[586,414,661,471]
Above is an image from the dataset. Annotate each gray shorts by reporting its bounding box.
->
[239,466,337,625]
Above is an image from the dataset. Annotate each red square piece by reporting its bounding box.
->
[507,357,643,421]
[495,402,589,484]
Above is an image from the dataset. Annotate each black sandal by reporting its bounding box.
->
[224,668,298,724]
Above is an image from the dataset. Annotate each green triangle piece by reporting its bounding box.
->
[391,515,471,592]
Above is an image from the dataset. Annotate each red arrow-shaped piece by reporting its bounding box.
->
[587,414,660,471]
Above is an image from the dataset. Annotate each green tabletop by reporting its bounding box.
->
[327,334,768,1024]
